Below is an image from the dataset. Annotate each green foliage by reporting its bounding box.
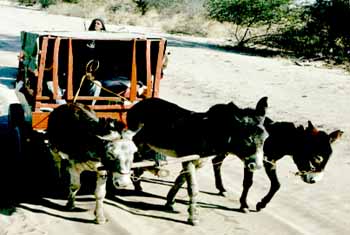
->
[17,0,57,8]
[133,0,149,15]
[62,0,78,3]
[39,0,56,8]
[108,0,137,14]
[205,0,291,45]
[130,0,206,17]
[206,0,291,26]
[17,0,37,6]
[264,0,350,62]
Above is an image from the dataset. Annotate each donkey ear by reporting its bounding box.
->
[97,131,121,141]
[329,130,343,143]
[307,120,314,129]
[122,129,136,141]
[263,116,274,126]
[227,102,239,110]
[256,96,268,117]
[297,125,305,132]
[306,120,320,135]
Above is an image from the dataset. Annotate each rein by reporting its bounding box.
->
[294,170,320,176]
[73,59,129,104]
[73,59,99,103]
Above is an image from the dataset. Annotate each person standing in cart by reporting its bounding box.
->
[74,18,108,104]
[88,18,107,31]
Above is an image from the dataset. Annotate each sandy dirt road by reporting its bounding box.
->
[1,2,350,235]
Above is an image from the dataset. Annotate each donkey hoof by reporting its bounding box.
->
[133,184,143,192]
[240,207,250,213]
[256,202,265,212]
[164,203,175,212]
[95,217,108,224]
[188,217,200,226]
[218,190,228,197]
[66,202,75,210]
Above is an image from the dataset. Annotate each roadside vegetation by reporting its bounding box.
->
[16,0,350,69]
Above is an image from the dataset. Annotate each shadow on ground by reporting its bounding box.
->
[166,36,288,59]
[0,34,21,52]
[0,66,17,89]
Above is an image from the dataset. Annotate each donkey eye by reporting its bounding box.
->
[314,155,323,164]
[106,152,116,160]
[244,136,254,145]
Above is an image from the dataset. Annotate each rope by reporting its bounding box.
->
[73,59,129,103]
[134,155,315,181]
[44,64,53,71]
[90,79,129,102]
[73,59,99,103]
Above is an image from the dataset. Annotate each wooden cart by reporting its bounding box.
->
[10,30,200,170]
[15,30,166,128]
[9,30,167,154]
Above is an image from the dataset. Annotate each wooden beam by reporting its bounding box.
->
[131,155,200,169]
[52,37,61,100]
[145,40,152,97]
[129,39,137,101]
[153,39,165,97]
[35,36,49,111]
[67,38,73,100]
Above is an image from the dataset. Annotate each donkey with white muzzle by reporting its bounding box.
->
[212,117,343,212]
[126,97,269,225]
[47,103,137,224]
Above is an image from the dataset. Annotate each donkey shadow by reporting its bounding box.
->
[106,176,243,213]
[0,130,244,224]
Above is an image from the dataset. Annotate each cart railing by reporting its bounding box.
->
[18,31,167,131]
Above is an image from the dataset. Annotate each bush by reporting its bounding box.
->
[39,0,56,8]
[205,0,291,46]
[264,0,350,62]
[17,0,37,6]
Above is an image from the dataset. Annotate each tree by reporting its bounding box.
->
[206,0,291,46]
[306,0,350,58]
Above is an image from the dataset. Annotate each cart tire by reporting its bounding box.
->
[12,126,22,157]
[8,103,25,129]
[8,90,33,162]
[8,103,25,157]
[15,90,32,125]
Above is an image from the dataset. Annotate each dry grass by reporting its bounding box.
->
[46,0,234,41]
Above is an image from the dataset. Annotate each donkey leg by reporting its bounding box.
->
[239,167,254,213]
[132,168,145,192]
[165,167,187,211]
[94,169,108,224]
[212,153,227,195]
[256,162,280,211]
[66,167,81,210]
[184,161,199,226]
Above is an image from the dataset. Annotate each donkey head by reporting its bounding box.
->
[294,121,343,184]
[98,125,137,189]
[209,97,269,171]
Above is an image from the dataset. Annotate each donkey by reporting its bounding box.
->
[212,117,343,212]
[126,97,269,225]
[47,103,137,224]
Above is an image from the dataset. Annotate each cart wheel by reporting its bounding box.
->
[15,90,32,125]
[8,103,25,129]
[8,103,25,157]
[8,89,33,163]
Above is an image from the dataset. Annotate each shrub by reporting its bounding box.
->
[265,0,350,62]
[205,0,291,46]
